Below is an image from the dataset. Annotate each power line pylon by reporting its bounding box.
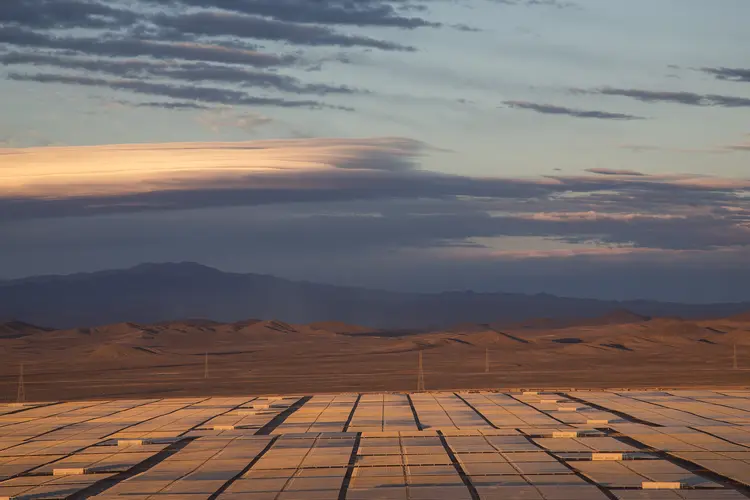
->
[734,344,738,371]
[417,350,425,392]
[204,352,209,379]
[485,348,490,374]
[16,363,25,404]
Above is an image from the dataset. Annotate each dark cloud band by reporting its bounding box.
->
[8,72,327,108]
[138,0,441,28]
[701,67,750,83]
[0,26,293,67]
[504,100,643,120]
[0,0,436,110]
[0,52,358,95]
[586,168,647,176]
[152,11,415,51]
[586,87,750,108]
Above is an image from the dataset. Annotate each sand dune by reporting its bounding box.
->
[3,310,750,401]
[0,321,51,338]
[88,343,163,361]
[308,321,377,335]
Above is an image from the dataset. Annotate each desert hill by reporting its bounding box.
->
[2,309,750,401]
[0,320,52,338]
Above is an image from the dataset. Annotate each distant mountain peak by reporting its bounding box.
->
[2,262,750,329]
[128,262,221,274]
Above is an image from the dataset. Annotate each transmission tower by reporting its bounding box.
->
[16,364,25,404]
[485,348,490,374]
[417,350,425,391]
[204,352,209,379]
[734,344,738,371]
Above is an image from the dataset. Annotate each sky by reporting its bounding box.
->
[1,0,750,302]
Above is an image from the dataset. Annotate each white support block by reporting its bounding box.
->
[592,453,623,461]
[587,419,610,425]
[522,391,538,396]
[53,468,88,476]
[642,482,682,489]
[539,400,559,404]
[552,431,579,438]
[251,404,270,410]
[117,439,146,447]
[557,406,579,412]
[234,410,258,416]
[212,425,235,431]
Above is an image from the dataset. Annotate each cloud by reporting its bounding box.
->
[451,23,481,33]
[0,138,430,199]
[585,168,647,176]
[492,0,579,8]
[619,144,736,155]
[0,0,138,29]
[5,200,750,301]
[138,0,440,29]
[622,134,750,155]
[503,101,643,120]
[8,72,330,109]
[0,26,293,67]
[726,141,750,152]
[196,109,273,133]
[514,212,680,222]
[620,145,669,152]
[3,138,747,207]
[586,87,750,108]
[0,0,440,111]
[438,245,716,260]
[129,101,212,110]
[152,11,414,51]
[2,138,749,256]
[701,67,750,83]
[548,171,750,192]
[0,52,358,95]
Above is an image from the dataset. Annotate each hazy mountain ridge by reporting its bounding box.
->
[1,262,749,329]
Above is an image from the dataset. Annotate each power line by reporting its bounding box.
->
[16,363,25,404]
[417,350,425,392]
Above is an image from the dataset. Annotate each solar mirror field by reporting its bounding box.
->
[3,390,750,499]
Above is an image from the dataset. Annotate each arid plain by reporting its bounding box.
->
[3,310,750,402]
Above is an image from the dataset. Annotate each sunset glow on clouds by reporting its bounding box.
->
[433,243,747,261]
[2,138,748,268]
[3,138,748,203]
[2,0,750,300]
[0,137,425,197]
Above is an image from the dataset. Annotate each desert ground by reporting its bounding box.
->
[2,311,750,402]
[4,315,750,498]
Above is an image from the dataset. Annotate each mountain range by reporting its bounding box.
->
[1,262,749,329]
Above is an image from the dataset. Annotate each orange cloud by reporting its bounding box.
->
[436,245,740,261]
[0,137,425,199]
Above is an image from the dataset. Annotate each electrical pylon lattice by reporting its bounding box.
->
[417,351,425,391]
